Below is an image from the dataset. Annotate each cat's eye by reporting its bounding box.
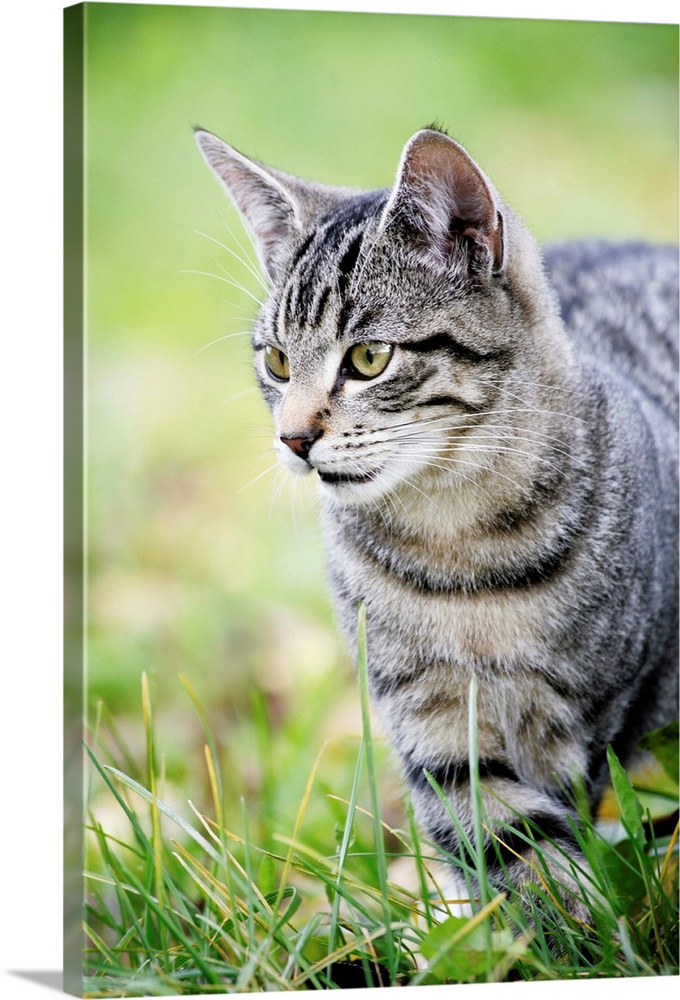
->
[347,342,393,379]
[264,345,290,381]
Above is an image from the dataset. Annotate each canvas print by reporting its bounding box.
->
[65,2,679,996]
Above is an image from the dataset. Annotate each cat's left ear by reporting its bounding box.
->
[195,128,347,280]
[379,129,505,280]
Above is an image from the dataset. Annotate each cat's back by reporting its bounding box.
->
[543,241,678,421]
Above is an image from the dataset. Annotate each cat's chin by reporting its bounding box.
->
[319,479,384,507]
[278,453,390,506]
[316,470,388,507]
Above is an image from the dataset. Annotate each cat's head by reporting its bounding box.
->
[196,126,553,509]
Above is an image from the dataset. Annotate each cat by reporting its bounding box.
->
[195,124,679,919]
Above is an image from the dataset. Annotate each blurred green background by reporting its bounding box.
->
[84,3,678,834]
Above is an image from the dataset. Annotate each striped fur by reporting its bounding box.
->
[197,127,679,913]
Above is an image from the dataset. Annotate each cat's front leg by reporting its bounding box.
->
[375,673,596,924]
[406,755,597,924]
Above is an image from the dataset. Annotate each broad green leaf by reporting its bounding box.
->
[420,914,515,983]
[598,840,647,916]
[606,745,645,846]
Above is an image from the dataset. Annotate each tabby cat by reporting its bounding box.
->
[196,125,679,916]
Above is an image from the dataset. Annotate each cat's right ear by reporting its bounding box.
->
[195,129,306,280]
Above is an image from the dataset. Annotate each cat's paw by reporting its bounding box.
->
[510,844,608,934]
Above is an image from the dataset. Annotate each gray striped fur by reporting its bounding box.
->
[197,126,679,913]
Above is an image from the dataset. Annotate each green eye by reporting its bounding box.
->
[348,342,393,379]
[264,345,290,380]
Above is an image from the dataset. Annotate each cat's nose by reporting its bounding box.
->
[280,428,323,459]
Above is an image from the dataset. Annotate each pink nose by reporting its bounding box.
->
[280,429,322,459]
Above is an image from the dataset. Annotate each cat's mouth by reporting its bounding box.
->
[317,469,376,486]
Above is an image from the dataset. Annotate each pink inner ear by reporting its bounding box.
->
[394,130,503,272]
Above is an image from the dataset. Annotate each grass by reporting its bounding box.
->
[75,10,679,993]
[84,610,679,995]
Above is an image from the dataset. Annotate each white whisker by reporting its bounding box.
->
[389,421,574,457]
[219,387,260,408]
[237,460,281,494]
[193,227,269,292]
[451,441,565,476]
[195,330,253,356]
[182,268,264,308]
[401,477,442,511]
[216,208,265,280]
[269,465,289,516]
[476,374,588,399]
[417,453,527,493]
[410,458,498,505]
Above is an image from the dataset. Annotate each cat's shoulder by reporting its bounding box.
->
[543,238,677,274]
[541,240,678,379]
[542,239,678,321]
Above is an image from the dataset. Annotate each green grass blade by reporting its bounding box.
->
[356,602,397,979]
[104,764,224,866]
[85,743,153,854]
[114,861,225,986]
[179,672,226,825]
[406,798,434,927]
[328,738,365,959]
[468,675,491,910]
